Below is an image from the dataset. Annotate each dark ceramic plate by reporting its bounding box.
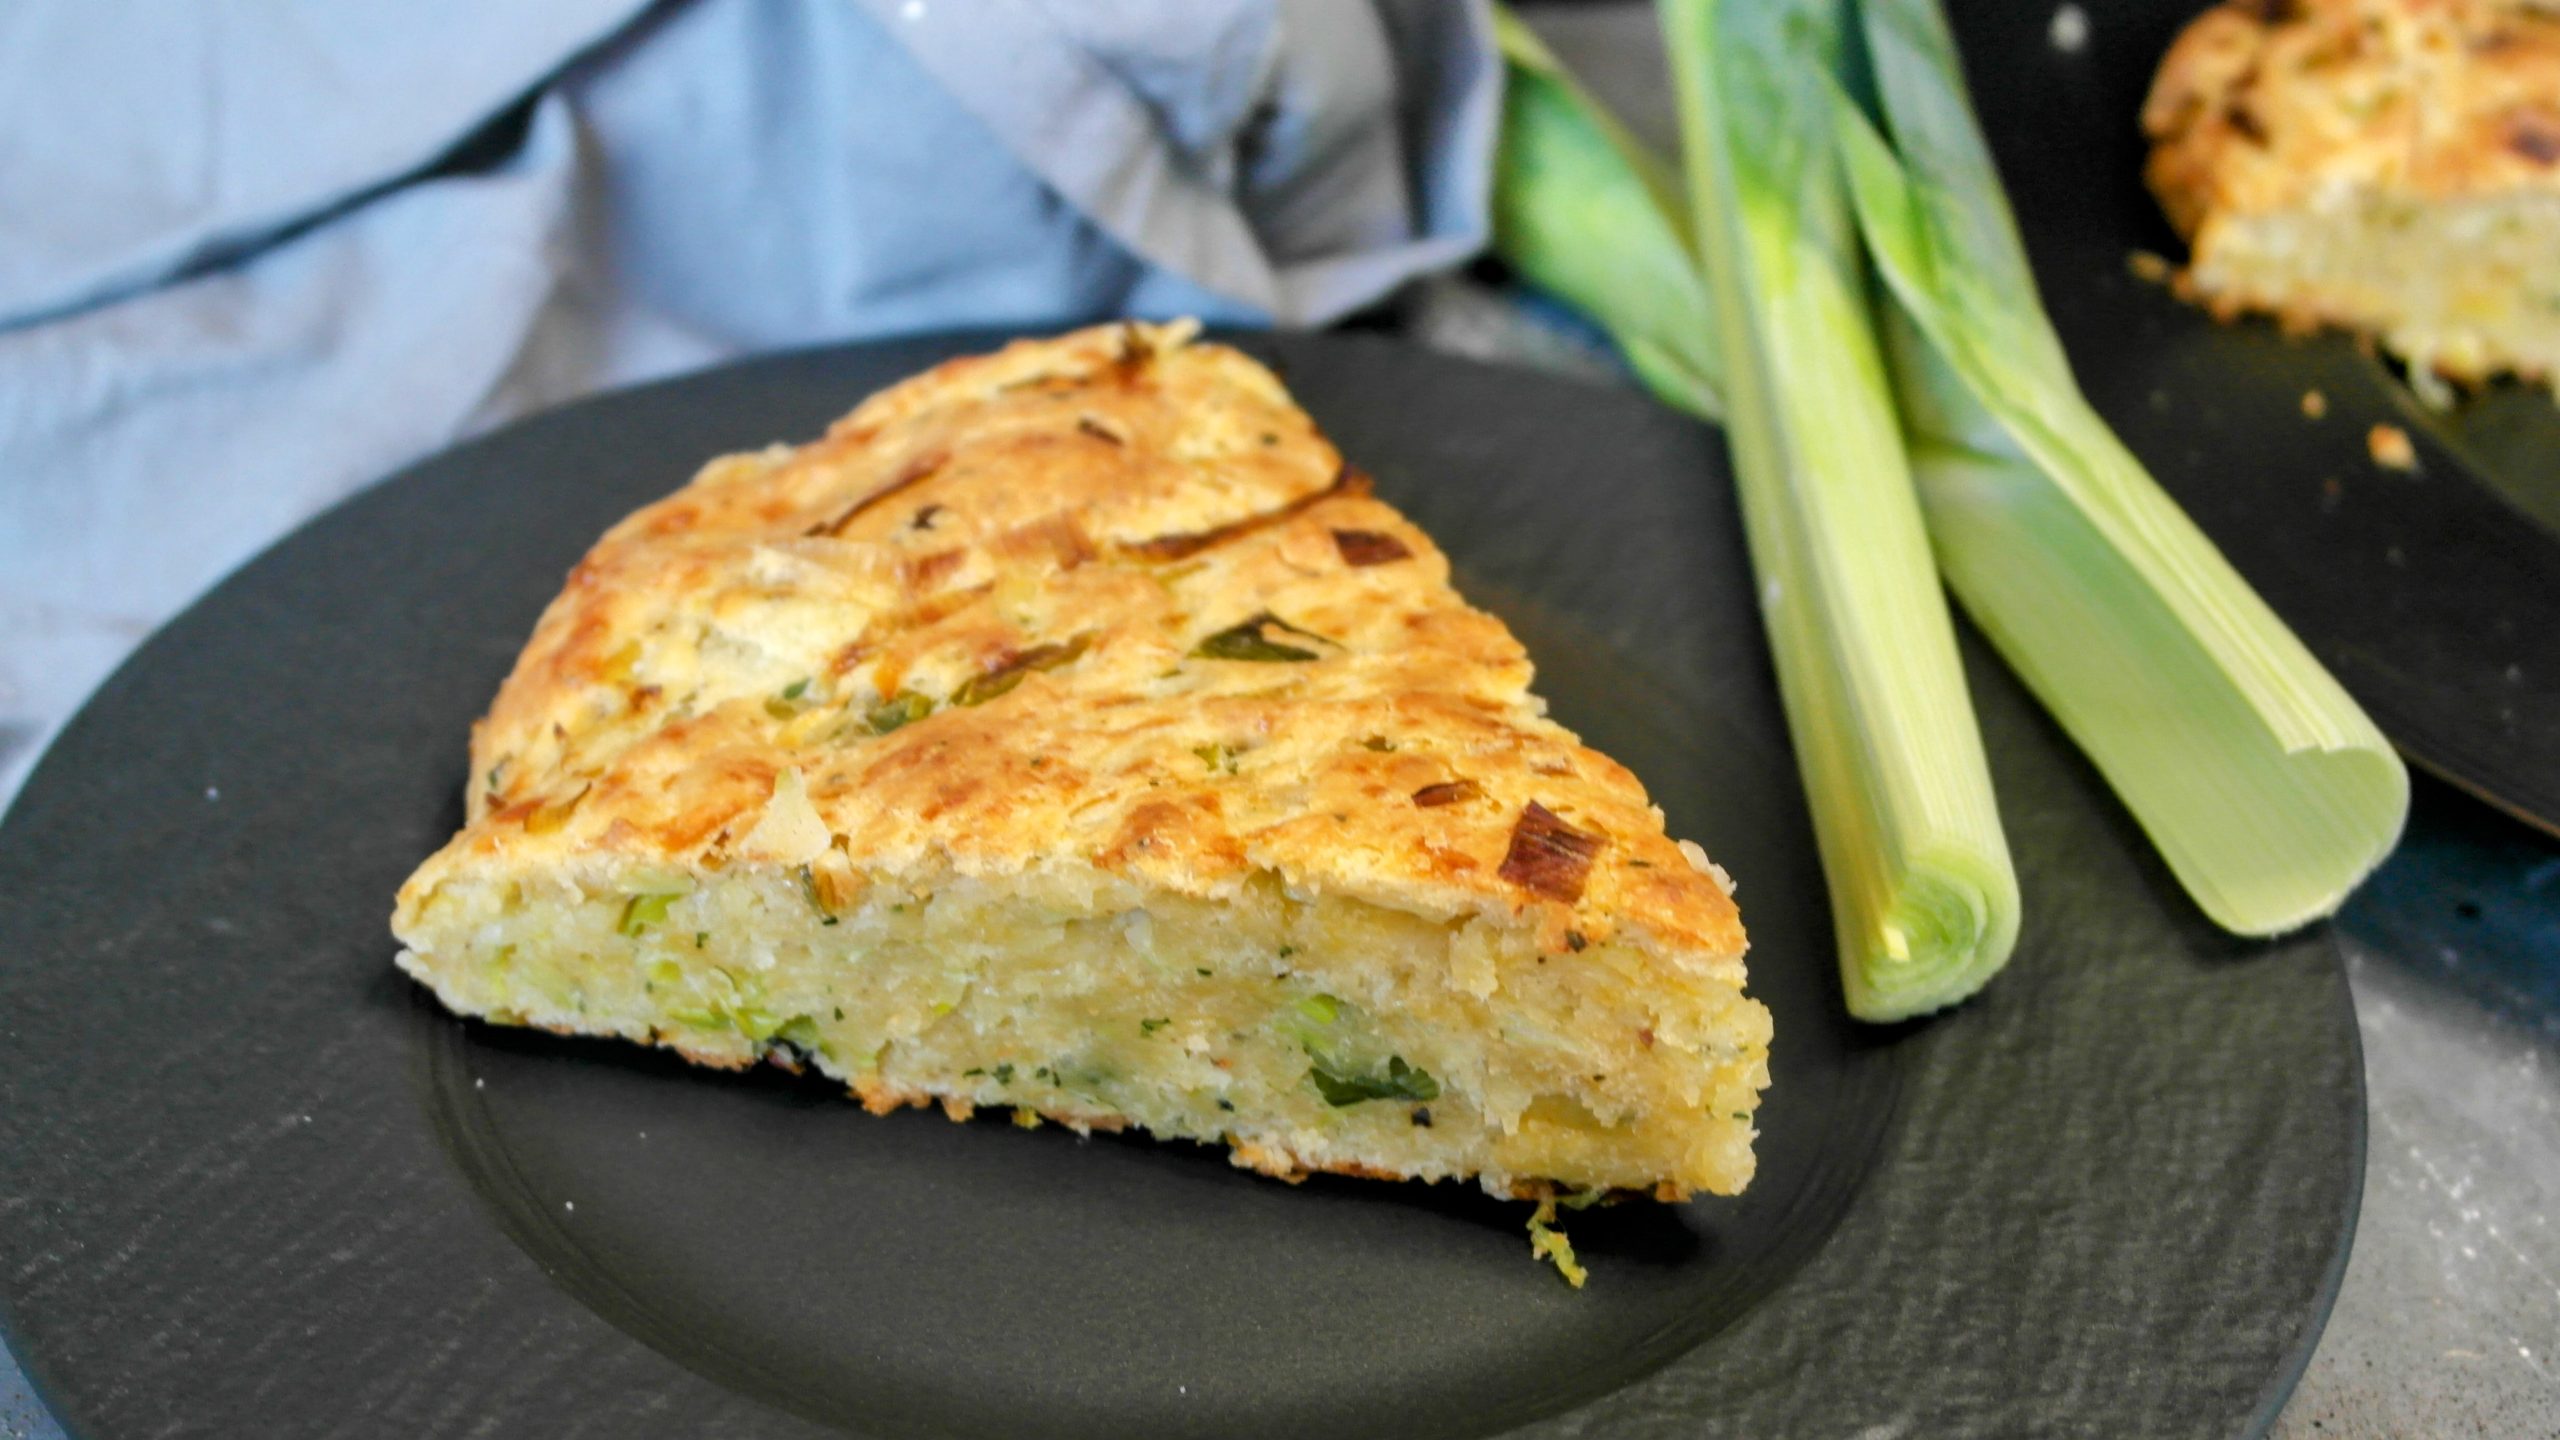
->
[0,333,2359,1438]
[1944,0,2560,833]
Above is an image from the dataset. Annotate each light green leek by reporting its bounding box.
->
[1661,0,2019,1021]
[1490,9,1724,420]
[1832,0,2408,933]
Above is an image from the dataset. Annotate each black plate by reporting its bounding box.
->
[1946,0,2560,833]
[0,333,2359,1437]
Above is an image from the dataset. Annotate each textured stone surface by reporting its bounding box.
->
[0,333,2356,1437]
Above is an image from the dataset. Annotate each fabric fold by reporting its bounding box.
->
[0,0,1497,807]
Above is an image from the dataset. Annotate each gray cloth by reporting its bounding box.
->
[0,0,1497,803]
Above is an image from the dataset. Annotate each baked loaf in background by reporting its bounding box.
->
[392,322,1771,1203]
[2143,0,2560,398]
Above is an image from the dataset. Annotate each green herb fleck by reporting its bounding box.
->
[1309,1055,1439,1107]
[1140,1017,1171,1035]
[963,1067,986,1078]
[954,637,1088,706]
[765,677,815,719]
[1196,967,1213,977]
[1294,993,1339,1027]
[616,892,681,936]
[993,1063,1016,1085]
[1277,945,1297,959]
[1361,735,1395,752]
[798,864,837,924]
[866,691,934,735]
[1189,612,1331,662]
[1528,1199,1587,1289]
[693,931,709,949]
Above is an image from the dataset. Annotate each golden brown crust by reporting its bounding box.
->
[397,322,1744,971]
[2146,0,2560,230]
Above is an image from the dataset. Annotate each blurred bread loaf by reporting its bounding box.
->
[2143,0,2560,397]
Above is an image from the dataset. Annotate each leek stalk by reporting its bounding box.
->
[1661,0,2019,1020]
[1831,0,2408,933]
[1490,10,1724,420]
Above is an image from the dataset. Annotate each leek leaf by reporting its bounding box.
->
[1308,1055,1440,1108]
[1492,9,1724,420]
[1661,0,2019,1021]
[1834,0,2407,934]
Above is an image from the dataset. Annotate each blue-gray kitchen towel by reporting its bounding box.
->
[0,0,1497,805]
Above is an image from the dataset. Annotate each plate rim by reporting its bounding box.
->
[0,327,2366,1440]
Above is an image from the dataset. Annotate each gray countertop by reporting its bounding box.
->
[6,7,2556,1434]
[2302,814,2559,1436]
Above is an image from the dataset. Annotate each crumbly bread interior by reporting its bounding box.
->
[398,857,1768,1198]
[2188,192,2560,398]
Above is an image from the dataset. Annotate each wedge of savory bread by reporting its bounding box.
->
[392,323,1770,1202]
[2145,0,2560,396]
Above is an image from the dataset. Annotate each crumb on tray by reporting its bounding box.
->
[2367,423,2418,472]
[2050,4,2090,53]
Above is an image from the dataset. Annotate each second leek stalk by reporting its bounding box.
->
[1661,0,2019,1021]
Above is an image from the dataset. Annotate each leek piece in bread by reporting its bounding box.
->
[392,323,1770,1201]
[2143,0,2560,398]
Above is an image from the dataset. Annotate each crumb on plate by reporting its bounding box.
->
[2050,4,2090,53]
[2367,423,2418,472]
